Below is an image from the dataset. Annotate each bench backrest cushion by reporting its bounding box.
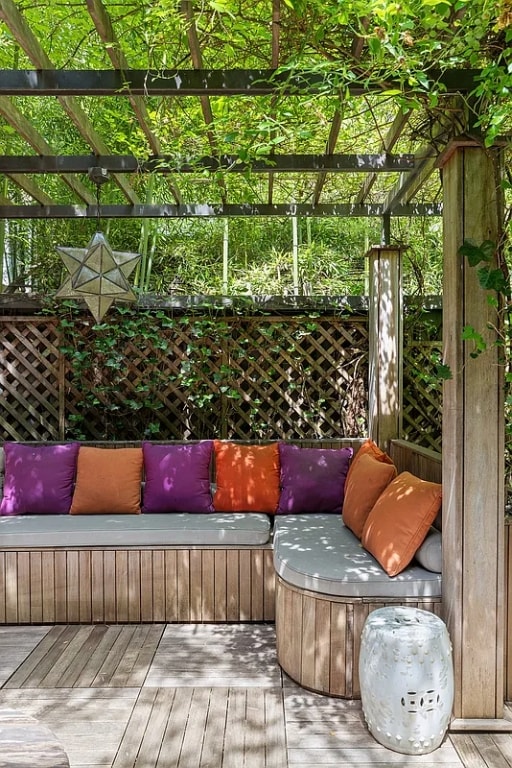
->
[0,442,79,516]
[277,444,353,514]
[142,441,214,513]
[361,471,442,576]
[342,453,397,538]
[213,441,281,513]
[70,447,143,515]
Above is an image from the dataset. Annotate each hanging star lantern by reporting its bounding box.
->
[56,232,141,323]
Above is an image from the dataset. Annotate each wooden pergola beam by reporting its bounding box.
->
[0,202,443,219]
[0,153,416,174]
[0,68,482,97]
[354,109,411,204]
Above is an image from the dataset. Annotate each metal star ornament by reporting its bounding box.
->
[56,232,141,322]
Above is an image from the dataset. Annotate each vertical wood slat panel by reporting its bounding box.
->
[91,551,104,623]
[29,551,43,623]
[79,551,92,623]
[0,546,274,624]
[226,549,239,621]
[0,553,5,624]
[214,550,227,621]
[17,552,31,624]
[42,551,55,623]
[276,576,442,699]
[165,550,178,621]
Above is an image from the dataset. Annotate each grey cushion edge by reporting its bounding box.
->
[0,512,271,547]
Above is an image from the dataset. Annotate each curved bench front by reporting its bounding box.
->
[273,514,442,698]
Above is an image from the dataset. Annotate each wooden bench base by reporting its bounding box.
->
[0,546,275,624]
[275,575,442,698]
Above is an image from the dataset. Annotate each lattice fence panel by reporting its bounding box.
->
[1,312,369,441]
[224,317,368,439]
[0,317,62,440]
[402,340,442,452]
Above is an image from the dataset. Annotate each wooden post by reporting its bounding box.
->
[440,141,506,726]
[366,245,403,449]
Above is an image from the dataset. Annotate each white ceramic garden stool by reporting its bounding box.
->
[359,606,454,755]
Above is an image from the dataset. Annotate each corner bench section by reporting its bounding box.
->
[274,440,443,699]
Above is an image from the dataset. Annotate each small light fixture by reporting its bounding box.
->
[56,167,141,323]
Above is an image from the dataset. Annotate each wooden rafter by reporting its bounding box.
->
[0,0,139,205]
[181,0,227,205]
[84,0,182,206]
[313,109,342,205]
[0,98,94,204]
[4,174,53,205]
[0,202,442,219]
[354,109,411,204]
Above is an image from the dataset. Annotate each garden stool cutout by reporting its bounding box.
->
[359,606,454,755]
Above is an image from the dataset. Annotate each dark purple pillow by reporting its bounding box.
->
[142,441,214,513]
[0,442,79,516]
[277,444,353,514]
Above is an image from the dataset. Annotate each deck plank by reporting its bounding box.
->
[3,624,512,767]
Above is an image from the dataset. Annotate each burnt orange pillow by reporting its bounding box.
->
[213,441,280,513]
[342,453,397,539]
[345,439,394,486]
[70,447,143,514]
[361,471,442,577]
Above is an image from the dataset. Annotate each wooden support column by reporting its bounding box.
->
[367,245,403,449]
[441,141,506,726]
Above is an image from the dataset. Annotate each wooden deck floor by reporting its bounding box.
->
[0,624,511,768]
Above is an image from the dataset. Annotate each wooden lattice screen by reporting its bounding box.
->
[402,339,443,452]
[0,313,370,442]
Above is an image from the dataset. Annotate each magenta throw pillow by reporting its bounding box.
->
[277,444,353,514]
[0,442,79,516]
[142,441,214,513]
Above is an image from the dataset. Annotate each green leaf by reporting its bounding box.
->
[477,266,507,292]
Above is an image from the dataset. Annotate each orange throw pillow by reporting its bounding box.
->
[342,453,397,539]
[345,439,394,486]
[213,441,280,513]
[70,447,143,514]
[361,471,442,577]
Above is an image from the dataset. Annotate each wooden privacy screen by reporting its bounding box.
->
[0,312,442,445]
[0,314,369,441]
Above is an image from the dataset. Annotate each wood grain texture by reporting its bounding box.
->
[275,576,441,699]
[0,546,275,624]
[441,144,504,719]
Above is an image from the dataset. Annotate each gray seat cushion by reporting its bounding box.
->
[0,512,271,547]
[273,514,441,599]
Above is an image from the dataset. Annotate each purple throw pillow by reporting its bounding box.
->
[277,444,353,514]
[142,441,214,513]
[0,442,79,516]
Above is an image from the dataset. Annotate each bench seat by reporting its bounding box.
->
[273,514,441,599]
[0,512,272,548]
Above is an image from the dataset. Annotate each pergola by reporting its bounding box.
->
[0,0,507,728]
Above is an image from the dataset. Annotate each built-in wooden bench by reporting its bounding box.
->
[0,439,362,625]
[274,440,443,699]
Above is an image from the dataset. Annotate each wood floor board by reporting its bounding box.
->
[198,686,229,768]
[4,624,512,768]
